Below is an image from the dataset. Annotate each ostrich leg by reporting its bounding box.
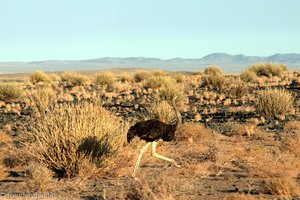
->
[132,142,151,177]
[151,141,181,167]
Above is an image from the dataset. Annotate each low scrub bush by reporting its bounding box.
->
[193,70,204,76]
[144,76,173,89]
[201,75,225,90]
[153,70,166,76]
[117,74,134,83]
[158,81,185,107]
[61,72,88,86]
[248,63,287,77]
[147,101,175,124]
[22,102,128,179]
[240,70,257,83]
[172,73,186,83]
[29,71,51,84]
[49,73,61,82]
[94,72,116,87]
[0,83,23,101]
[233,81,249,98]
[263,178,300,197]
[133,71,151,82]
[255,88,294,117]
[204,66,223,75]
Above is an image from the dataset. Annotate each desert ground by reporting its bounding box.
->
[0,64,299,200]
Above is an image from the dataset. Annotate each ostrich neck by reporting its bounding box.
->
[171,97,182,130]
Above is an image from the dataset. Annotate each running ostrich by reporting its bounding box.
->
[127,96,182,178]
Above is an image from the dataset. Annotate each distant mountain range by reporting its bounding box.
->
[0,53,299,74]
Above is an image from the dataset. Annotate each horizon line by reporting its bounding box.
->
[1,52,299,63]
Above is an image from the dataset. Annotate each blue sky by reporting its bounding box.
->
[0,0,300,61]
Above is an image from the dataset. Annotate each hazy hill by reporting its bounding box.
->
[0,53,299,74]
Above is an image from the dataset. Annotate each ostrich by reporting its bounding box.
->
[127,96,182,178]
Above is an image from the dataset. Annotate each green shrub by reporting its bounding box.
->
[29,71,51,84]
[61,72,88,86]
[0,83,23,101]
[204,66,223,75]
[255,88,294,117]
[22,102,128,178]
[248,63,287,77]
[94,72,116,87]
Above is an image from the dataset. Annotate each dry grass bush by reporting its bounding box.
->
[262,178,300,197]
[27,87,56,114]
[153,70,166,76]
[0,82,23,101]
[147,100,175,124]
[240,70,257,83]
[177,122,212,143]
[123,175,175,200]
[25,163,56,193]
[232,81,250,98]
[110,82,132,93]
[0,131,11,180]
[117,74,134,83]
[144,76,173,89]
[201,74,225,90]
[240,147,300,179]
[281,122,300,156]
[134,71,151,82]
[204,66,223,75]
[61,72,89,86]
[21,102,129,179]
[248,63,287,77]
[255,88,295,117]
[193,70,204,75]
[29,71,51,84]
[172,73,186,83]
[224,194,263,200]
[158,81,186,107]
[94,72,116,87]
[49,73,61,82]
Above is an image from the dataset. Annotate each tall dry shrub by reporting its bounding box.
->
[94,72,116,87]
[204,66,223,75]
[133,71,151,82]
[248,63,287,77]
[0,83,23,101]
[255,88,294,117]
[28,87,56,114]
[240,70,257,83]
[29,71,51,84]
[158,80,185,107]
[144,76,174,89]
[22,102,128,178]
[61,72,88,86]
[201,75,225,90]
[147,101,175,124]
